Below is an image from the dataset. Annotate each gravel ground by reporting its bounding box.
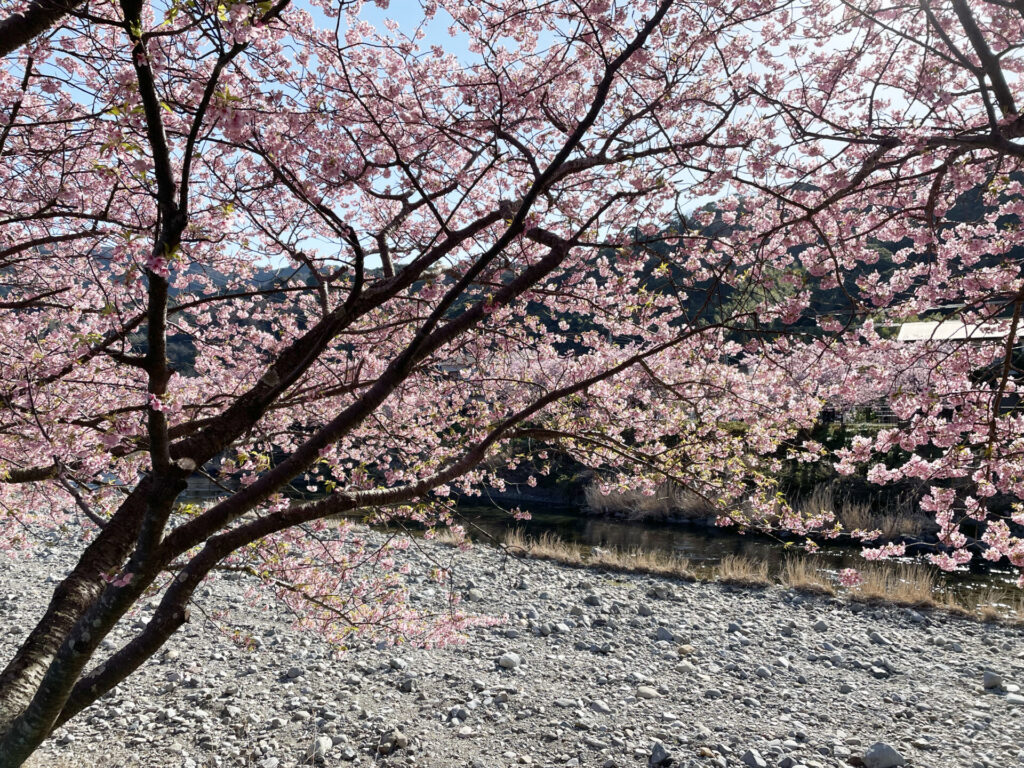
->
[2,528,1023,768]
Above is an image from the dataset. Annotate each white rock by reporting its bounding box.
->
[306,735,332,760]
[863,741,906,768]
[499,652,522,669]
[590,699,612,714]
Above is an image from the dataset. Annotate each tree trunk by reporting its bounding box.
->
[0,483,151,762]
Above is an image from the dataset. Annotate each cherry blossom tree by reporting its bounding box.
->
[1,0,1023,764]
[0,0,816,761]
[739,0,1024,573]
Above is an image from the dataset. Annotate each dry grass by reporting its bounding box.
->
[779,557,836,596]
[837,565,1024,623]
[503,529,584,564]
[476,528,1024,624]
[1006,591,1024,624]
[431,526,470,547]
[590,546,696,581]
[847,562,938,607]
[962,588,1024,624]
[585,479,935,536]
[932,589,973,617]
[502,529,695,578]
[583,482,675,519]
[583,481,715,521]
[797,483,934,539]
[716,554,771,587]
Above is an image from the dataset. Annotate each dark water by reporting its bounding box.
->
[454,505,1022,595]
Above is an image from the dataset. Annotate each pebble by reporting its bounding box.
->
[499,652,522,670]
[306,735,332,760]
[648,742,671,767]
[377,729,409,755]
[862,741,906,768]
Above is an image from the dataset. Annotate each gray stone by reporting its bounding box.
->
[398,676,417,692]
[812,620,828,632]
[590,699,612,714]
[741,749,767,768]
[862,742,906,768]
[306,735,333,760]
[499,652,522,669]
[648,742,672,767]
[983,670,1003,690]
[377,728,409,755]
[636,686,661,699]
[868,630,889,646]
[656,626,676,642]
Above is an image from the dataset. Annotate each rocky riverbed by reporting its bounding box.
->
[2,529,1023,768]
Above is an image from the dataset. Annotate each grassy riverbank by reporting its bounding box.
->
[438,528,1024,625]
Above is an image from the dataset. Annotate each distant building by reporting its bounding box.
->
[895,319,1021,416]
[896,320,1009,343]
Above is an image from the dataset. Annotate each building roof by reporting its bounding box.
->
[896,320,1010,342]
